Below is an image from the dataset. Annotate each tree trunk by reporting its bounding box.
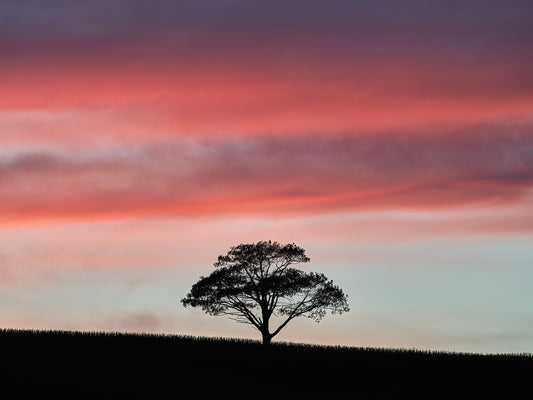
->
[261,330,272,346]
[260,302,272,346]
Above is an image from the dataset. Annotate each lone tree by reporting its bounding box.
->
[181,241,349,345]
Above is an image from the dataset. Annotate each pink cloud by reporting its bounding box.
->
[0,128,531,223]
[2,31,532,143]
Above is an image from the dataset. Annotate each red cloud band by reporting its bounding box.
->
[2,34,532,140]
[1,130,532,223]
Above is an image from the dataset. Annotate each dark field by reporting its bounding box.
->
[1,329,531,399]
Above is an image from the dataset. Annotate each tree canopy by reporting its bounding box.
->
[181,241,349,345]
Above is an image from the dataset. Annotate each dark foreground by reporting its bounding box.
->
[1,329,532,399]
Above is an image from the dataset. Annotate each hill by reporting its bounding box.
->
[1,329,531,399]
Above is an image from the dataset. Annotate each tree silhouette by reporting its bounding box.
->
[181,241,349,345]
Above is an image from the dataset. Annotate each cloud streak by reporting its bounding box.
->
[1,127,532,222]
[2,47,531,137]
[2,1,532,140]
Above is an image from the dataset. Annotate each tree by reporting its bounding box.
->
[181,241,349,345]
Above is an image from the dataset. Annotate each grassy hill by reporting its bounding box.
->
[1,329,532,399]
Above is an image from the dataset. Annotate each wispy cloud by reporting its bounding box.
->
[1,128,532,222]
[2,2,532,136]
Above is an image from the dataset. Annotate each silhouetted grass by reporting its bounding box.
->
[1,329,532,399]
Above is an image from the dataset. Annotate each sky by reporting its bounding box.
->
[1,0,532,353]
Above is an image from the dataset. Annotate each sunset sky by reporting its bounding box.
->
[1,0,532,353]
